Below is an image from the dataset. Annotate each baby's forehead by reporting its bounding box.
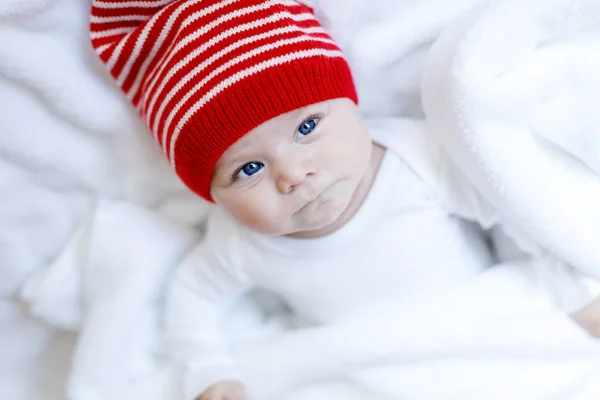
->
[229,106,313,147]
[212,126,270,172]
[255,104,315,132]
[214,101,331,167]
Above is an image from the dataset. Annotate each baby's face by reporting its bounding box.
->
[210,98,372,236]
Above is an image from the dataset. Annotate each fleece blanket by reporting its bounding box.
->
[2,0,600,399]
[57,205,600,399]
[422,0,600,282]
[0,0,209,398]
[0,0,212,299]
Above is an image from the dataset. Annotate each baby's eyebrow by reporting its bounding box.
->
[302,105,322,117]
[293,108,321,127]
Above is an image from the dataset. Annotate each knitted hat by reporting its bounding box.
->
[90,0,357,201]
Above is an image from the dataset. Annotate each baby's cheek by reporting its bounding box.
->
[234,195,283,234]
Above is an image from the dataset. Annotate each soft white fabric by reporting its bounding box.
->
[421,0,600,291]
[0,2,210,396]
[18,122,600,400]
[0,0,210,299]
[230,263,600,400]
[13,211,600,400]
[3,0,600,399]
[166,132,493,399]
[313,0,483,118]
[65,200,200,400]
[0,4,210,400]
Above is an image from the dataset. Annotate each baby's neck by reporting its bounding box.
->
[287,142,386,239]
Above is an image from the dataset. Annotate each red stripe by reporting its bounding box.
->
[146,26,297,130]
[140,1,311,99]
[171,2,309,51]
[99,42,119,63]
[109,23,148,79]
[119,3,176,96]
[119,0,223,99]
[145,24,323,129]
[89,1,160,54]
[134,0,303,106]
[172,8,318,74]
[139,0,269,105]
[91,5,166,19]
[90,0,334,149]
[142,6,318,117]
[90,20,142,31]
[92,0,165,4]
[160,40,338,148]
[91,34,127,48]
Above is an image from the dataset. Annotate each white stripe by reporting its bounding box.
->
[142,0,285,111]
[148,22,325,105]
[125,0,238,100]
[91,14,149,23]
[169,49,345,164]
[150,25,328,138]
[90,26,133,39]
[145,10,317,115]
[96,0,176,68]
[93,0,173,9]
[96,43,113,55]
[145,0,307,97]
[116,15,158,85]
[105,31,130,69]
[144,7,315,120]
[158,35,335,149]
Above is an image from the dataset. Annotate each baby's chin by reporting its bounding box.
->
[289,198,349,235]
[246,203,341,237]
[239,188,353,236]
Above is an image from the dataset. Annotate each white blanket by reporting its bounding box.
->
[3,0,600,399]
[421,0,600,307]
[0,0,211,298]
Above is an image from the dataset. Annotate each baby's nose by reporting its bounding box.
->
[276,168,313,195]
[275,156,316,195]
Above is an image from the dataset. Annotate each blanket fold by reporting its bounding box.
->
[233,264,600,399]
[421,0,600,278]
[5,0,600,399]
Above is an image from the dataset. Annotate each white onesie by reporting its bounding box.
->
[165,118,498,399]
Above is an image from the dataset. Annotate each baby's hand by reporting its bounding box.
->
[571,295,600,338]
[197,381,247,400]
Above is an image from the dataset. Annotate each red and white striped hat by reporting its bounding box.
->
[90,0,357,200]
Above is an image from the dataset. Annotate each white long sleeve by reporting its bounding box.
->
[165,212,251,400]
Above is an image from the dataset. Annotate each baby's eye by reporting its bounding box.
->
[235,161,264,180]
[295,117,319,141]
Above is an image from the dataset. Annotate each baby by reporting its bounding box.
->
[90,1,600,399]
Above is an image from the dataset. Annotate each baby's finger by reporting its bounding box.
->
[228,387,248,400]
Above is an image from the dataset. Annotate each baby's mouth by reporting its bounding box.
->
[296,182,336,213]
[297,192,323,214]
